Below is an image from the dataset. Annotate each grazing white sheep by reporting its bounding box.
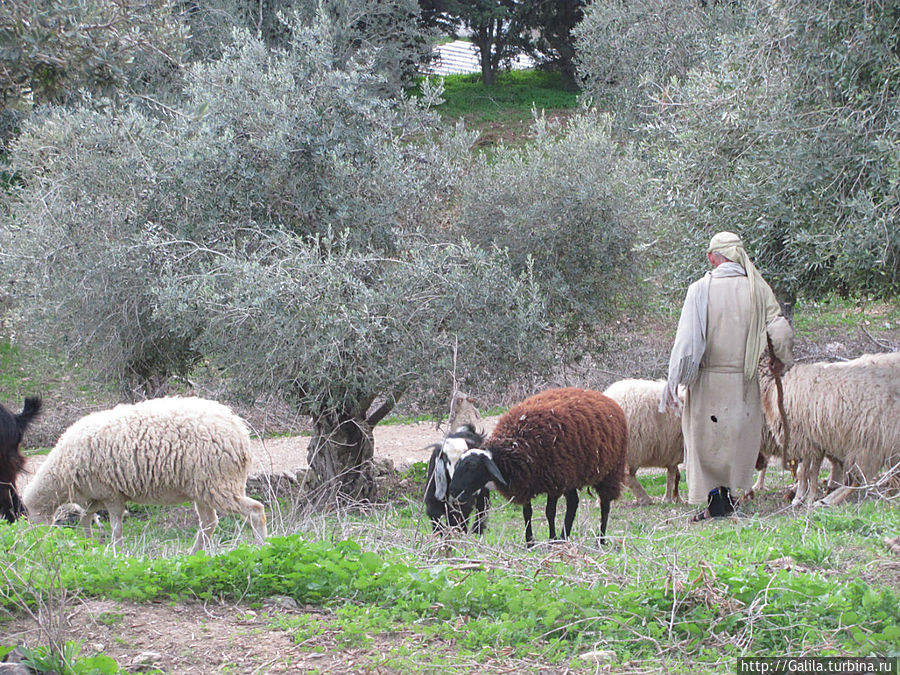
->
[760,354,900,506]
[602,379,684,505]
[23,396,267,552]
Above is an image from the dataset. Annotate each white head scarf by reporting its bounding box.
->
[707,231,770,380]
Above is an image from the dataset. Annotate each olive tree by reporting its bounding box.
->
[151,231,548,499]
[180,0,430,93]
[2,20,552,500]
[454,111,648,346]
[638,0,900,305]
[573,0,745,130]
[0,0,186,142]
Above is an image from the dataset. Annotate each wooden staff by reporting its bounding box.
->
[767,335,793,477]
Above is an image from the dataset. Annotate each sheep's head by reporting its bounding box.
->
[448,448,506,519]
[21,479,62,525]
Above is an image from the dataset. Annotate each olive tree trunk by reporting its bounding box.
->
[304,393,399,503]
[306,415,376,503]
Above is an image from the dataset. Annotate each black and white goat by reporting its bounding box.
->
[424,423,491,534]
[0,396,42,523]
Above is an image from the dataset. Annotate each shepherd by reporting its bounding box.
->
[659,232,794,521]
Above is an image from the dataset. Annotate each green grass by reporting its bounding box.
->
[793,295,900,332]
[430,69,580,120]
[0,339,110,405]
[0,339,43,397]
[414,69,581,146]
[381,405,508,428]
[2,461,898,673]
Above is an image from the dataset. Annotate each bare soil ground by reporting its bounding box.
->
[246,416,500,475]
[3,596,582,674]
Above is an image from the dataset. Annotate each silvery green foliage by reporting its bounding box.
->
[642,0,900,303]
[1,105,198,392]
[573,0,744,127]
[152,231,551,418]
[1,23,553,413]
[455,111,646,340]
[0,0,186,143]
[178,0,430,94]
[0,0,186,107]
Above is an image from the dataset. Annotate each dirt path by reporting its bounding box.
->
[247,416,500,475]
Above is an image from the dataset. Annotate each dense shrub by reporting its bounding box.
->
[455,111,647,342]
[639,0,900,303]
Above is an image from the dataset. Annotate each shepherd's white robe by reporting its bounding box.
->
[682,274,791,503]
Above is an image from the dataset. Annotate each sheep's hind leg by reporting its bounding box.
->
[752,463,767,494]
[192,502,219,553]
[523,501,535,547]
[625,469,652,505]
[665,466,683,503]
[545,495,558,540]
[598,496,611,546]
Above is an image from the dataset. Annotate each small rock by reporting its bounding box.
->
[265,595,299,610]
[0,663,31,674]
[131,651,164,669]
[238,610,257,623]
[581,650,617,664]
[374,457,395,476]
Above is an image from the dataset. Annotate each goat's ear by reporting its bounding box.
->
[434,459,449,500]
[485,458,507,487]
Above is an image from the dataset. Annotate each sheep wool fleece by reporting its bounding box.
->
[682,273,790,503]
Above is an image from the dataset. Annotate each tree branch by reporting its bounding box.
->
[366,386,407,427]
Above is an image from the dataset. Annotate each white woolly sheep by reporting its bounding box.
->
[23,396,267,552]
[602,379,684,504]
[760,354,900,506]
[448,387,627,546]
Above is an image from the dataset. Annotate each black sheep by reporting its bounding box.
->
[0,396,42,523]
[424,423,491,534]
[449,388,627,546]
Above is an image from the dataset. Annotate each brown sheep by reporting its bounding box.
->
[448,387,627,546]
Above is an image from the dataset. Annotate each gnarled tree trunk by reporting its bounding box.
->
[306,414,376,503]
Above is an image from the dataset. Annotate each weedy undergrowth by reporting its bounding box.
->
[2,496,898,671]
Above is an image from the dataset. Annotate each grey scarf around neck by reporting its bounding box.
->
[659,262,746,413]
